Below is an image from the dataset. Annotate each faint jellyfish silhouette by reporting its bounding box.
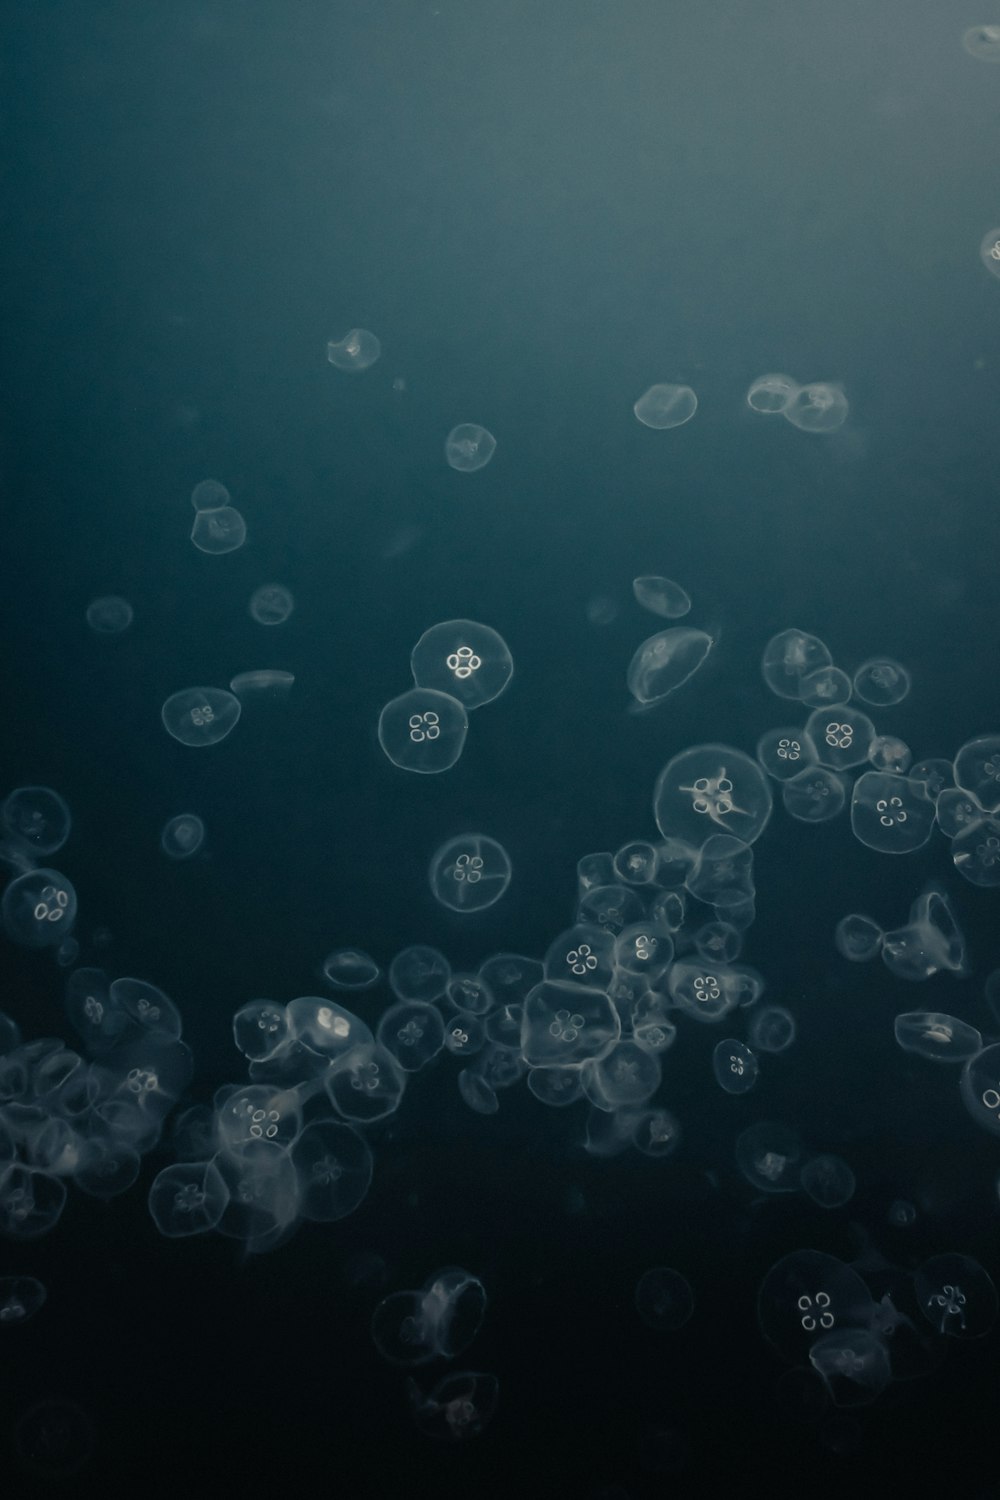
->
[633,383,697,429]
[445,424,496,472]
[635,1267,695,1330]
[327,328,381,370]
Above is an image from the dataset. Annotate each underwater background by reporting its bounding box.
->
[2,0,1000,1493]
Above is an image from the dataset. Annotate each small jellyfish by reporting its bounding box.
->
[249,584,295,626]
[190,506,246,555]
[428,835,512,913]
[736,1123,805,1194]
[800,1155,856,1209]
[444,423,496,472]
[322,948,380,990]
[633,383,697,429]
[915,1253,997,1339]
[850,772,935,854]
[85,595,133,635]
[410,619,513,709]
[326,328,381,370]
[2,787,71,855]
[161,687,241,747]
[963,24,1000,60]
[377,1001,446,1072]
[291,1120,373,1223]
[378,688,468,773]
[757,1249,874,1364]
[852,658,910,707]
[0,1275,47,1325]
[654,744,773,847]
[635,1268,695,1330]
[229,670,294,700]
[981,226,1000,281]
[189,478,230,511]
[894,1011,981,1063]
[712,1038,759,1095]
[406,1370,498,1443]
[626,627,714,706]
[748,1006,796,1054]
[389,945,451,1003]
[834,913,883,962]
[756,726,818,781]
[746,373,799,414]
[631,576,692,619]
[761,629,833,700]
[160,814,205,861]
[2,868,77,949]
[783,382,848,433]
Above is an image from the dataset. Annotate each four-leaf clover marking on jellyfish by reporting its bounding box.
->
[929,1284,966,1330]
[797,1292,834,1332]
[566,943,598,975]
[549,1009,584,1043]
[678,770,749,828]
[876,796,907,828]
[976,835,1000,867]
[454,853,484,883]
[408,711,441,743]
[825,722,853,749]
[446,646,482,680]
[32,886,68,923]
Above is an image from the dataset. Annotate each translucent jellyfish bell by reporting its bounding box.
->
[86,595,133,635]
[190,507,247,555]
[2,868,77,949]
[626,627,714,706]
[249,584,294,626]
[410,619,513,709]
[881,887,967,981]
[954,734,1000,812]
[326,328,381,370]
[761,629,833,699]
[963,24,1000,61]
[444,423,496,472]
[850,772,935,854]
[2,787,71,855]
[322,947,380,991]
[653,744,773,847]
[290,1120,373,1223]
[160,814,205,860]
[746,373,798,414]
[757,1249,874,1364]
[713,1039,759,1095]
[631,575,691,619]
[378,688,468,773]
[852,658,910,707]
[915,1254,997,1339]
[161,687,241,747]
[979,226,1000,280]
[634,1268,694,1330]
[893,1012,981,1063]
[783,382,848,433]
[428,834,512,913]
[189,478,230,511]
[633,383,697,429]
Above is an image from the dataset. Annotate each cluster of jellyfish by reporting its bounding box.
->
[4,592,1000,1428]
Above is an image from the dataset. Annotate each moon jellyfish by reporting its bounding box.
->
[654,744,773,847]
[161,687,241,748]
[633,383,697,429]
[326,328,381,370]
[444,423,496,472]
[631,576,691,619]
[635,1267,695,1330]
[627,627,714,706]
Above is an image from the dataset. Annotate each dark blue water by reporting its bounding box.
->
[2,2,1000,1494]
